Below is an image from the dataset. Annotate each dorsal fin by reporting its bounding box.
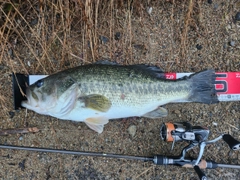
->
[128,64,165,78]
[95,60,165,78]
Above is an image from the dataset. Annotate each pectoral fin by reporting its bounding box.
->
[80,94,112,112]
[142,107,168,119]
[85,117,109,133]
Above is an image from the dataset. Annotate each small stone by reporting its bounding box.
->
[213,3,219,10]
[208,112,213,117]
[99,36,109,44]
[56,13,60,19]
[213,122,218,126]
[147,7,153,15]
[115,32,121,40]
[174,110,180,114]
[223,43,227,49]
[207,0,212,4]
[30,18,38,26]
[19,136,23,141]
[196,44,203,50]
[133,44,144,50]
[8,48,13,58]
[128,125,137,137]
[19,159,26,171]
[229,41,235,47]
[8,111,15,118]
[87,41,91,48]
[0,65,5,70]
[235,12,240,21]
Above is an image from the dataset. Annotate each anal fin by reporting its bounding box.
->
[85,117,109,133]
[142,107,168,119]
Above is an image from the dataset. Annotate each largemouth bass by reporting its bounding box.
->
[21,63,218,133]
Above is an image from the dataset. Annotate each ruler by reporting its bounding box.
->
[165,72,240,102]
[12,72,240,109]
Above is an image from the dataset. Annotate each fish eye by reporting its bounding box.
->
[35,80,44,88]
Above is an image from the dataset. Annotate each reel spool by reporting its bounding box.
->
[160,122,210,149]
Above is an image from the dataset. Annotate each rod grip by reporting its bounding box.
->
[153,155,165,165]
[194,165,207,180]
[222,134,240,150]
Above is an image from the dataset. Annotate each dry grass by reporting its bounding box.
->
[0,0,143,70]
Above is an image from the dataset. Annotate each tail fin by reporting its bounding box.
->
[187,70,219,104]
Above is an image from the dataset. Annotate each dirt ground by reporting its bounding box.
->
[0,0,240,179]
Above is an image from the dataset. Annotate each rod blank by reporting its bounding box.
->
[0,144,153,162]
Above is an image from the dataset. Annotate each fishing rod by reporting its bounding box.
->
[0,122,240,180]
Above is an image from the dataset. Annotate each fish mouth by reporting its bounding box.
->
[21,89,39,109]
[21,97,47,115]
[21,100,29,108]
[21,99,35,109]
[21,88,30,108]
[21,89,52,115]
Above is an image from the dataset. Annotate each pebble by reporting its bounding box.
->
[0,65,5,70]
[196,44,203,50]
[115,32,121,40]
[87,41,91,48]
[8,49,13,58]
[30,18,38,26]
[147,7,153,15]
[99,36,109,44]
[223,43,227,49]
[19,136,23,141]
[235,12,240,21]
[207,0,212,4]
[213,122,218,126]
[128,125,137,137]
[56,13,60,19]
[18,159,26,171]
[8,111,15,118]
[229,41,235,47]
[174,110,180,114]
[213,3,219,10]
[227,24,231,30]
[133,44,144,50]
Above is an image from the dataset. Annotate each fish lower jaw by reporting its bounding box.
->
[21,101,32,109]
[21,102,48,115]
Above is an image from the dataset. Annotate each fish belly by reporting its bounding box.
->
[55,95,185,122]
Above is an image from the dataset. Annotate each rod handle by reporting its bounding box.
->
[194,165,207,180]
[153,155,165,165]
[222,134,240,150]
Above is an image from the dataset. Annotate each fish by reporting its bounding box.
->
[21,62,219,133]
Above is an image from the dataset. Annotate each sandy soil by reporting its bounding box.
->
[0,0,240,179]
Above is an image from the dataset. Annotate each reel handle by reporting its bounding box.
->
[194,165,207,180]
[222,134,240,150]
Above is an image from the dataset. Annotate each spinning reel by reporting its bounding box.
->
[159,122,240,180]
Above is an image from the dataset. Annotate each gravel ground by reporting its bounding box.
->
[0,1,240,179]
